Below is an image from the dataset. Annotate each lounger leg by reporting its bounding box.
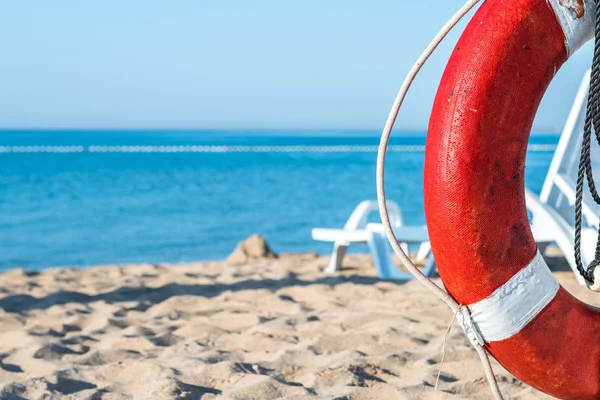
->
[416,242,431,262]
[324,244,348,274]
[422,254,437,278]
[537,243,549,256]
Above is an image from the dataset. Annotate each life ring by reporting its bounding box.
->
[424,0,599,398]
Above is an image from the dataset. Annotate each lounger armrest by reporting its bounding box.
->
[366,223,430,243]
[311,228,370,243]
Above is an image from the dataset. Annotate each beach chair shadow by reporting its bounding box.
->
[0,273,394,313]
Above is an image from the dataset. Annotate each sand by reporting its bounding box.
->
[0,250,596,400]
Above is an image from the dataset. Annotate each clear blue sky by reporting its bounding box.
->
[0,1,592,131]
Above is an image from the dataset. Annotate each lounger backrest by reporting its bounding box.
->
[343,200,403,230]
[539,69,600,228]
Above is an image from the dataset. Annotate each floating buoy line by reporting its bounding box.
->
[0,144,556,154]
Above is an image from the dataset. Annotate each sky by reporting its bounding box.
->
[0,1,593,132]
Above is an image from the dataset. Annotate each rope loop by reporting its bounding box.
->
[575,0,600,284]
[375,1,504,398]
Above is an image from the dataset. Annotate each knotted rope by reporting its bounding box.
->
[575,0,600,284]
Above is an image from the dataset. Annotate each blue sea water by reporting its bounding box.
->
[0,130,558,270]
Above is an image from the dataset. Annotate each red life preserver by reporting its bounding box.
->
[425,0,599,398]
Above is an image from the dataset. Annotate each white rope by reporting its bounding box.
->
[435,306,460,389]
[375,1,504,399]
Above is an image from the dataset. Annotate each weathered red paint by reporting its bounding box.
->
[559,0,586,19]
[424,0,600,397]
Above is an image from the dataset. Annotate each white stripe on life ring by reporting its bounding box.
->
[467,251,560,343]
[548,0,596,56]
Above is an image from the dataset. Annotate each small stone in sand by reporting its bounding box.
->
[227,234,278,264]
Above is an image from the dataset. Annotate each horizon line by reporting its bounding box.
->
[0,127,563,134]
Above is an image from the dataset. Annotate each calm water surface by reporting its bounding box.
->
[0,130,557,270]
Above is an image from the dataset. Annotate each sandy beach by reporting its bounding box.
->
[0,242,594,400]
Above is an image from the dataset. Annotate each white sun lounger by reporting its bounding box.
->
[312,218,434,281]
[311,200,401,274]
[525,69,599,286]
[311,200,435,281]
[313,69,599,285]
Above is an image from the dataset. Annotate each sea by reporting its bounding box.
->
[0,130,558,271]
